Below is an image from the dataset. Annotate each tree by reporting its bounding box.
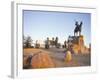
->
[35,40,40,48]
[24,36,33,48]
[45,37,50,49]
[64,40,67,48]
[55,37,58,47]
[51,37,55,47]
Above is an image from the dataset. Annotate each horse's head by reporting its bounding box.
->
[80,21,83,27]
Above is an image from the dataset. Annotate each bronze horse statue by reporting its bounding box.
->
[74,21,83,36]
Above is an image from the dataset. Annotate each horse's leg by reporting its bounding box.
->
[76,32,78,36]
[74,32,75,36]
[79,31,81,36]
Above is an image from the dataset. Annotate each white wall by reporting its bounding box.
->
[0,0,100,80]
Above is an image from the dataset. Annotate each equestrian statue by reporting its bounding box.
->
[74,21,83,36]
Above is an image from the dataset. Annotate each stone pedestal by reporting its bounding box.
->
[68,35,90,54]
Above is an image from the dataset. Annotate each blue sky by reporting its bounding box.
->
[23,10,91,47]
